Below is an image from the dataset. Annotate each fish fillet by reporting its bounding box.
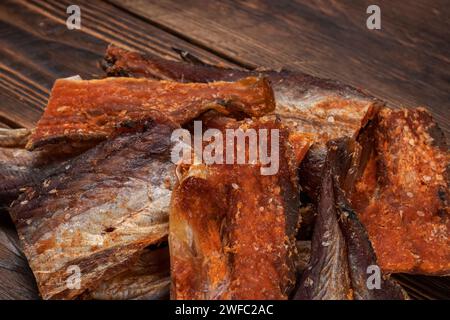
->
[169,116,310,299]
[352,108,449,275]
[10,117,177,299]
[103,45,380,199]
[28,76,275,151]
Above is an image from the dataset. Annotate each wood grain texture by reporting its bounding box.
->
[111,0,450,137]
[0,0,237,128]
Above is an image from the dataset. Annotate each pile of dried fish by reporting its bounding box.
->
[0,45,447,300]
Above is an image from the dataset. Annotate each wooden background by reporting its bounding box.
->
[0,0,449,299]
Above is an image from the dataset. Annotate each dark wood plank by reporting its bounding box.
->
[111,0,450,137]
[0,0,238,128]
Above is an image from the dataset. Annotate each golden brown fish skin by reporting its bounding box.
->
[352,108,450,275]
[10,117,178,299]
[170,117,310,300]
[28,76,275,151]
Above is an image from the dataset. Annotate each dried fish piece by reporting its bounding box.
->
[28,76,275,151]
[0,129,64,208]
[10,117,177,299]
[0,128,30,148]
[103,46,379,143]
[170,117,310,299]
[352,108,449,275]
[103,45,380,199]
[295,139,407,300]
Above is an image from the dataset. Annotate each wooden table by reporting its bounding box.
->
[0,0,449,299]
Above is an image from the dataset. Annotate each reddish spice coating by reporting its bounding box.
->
[28,76,275,150]
[169,117,310,299]
[352,108,449,275]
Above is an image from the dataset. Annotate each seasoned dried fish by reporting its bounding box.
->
[295,139,407,300]
[103,45,379,143]
[170,117,310,299]
[28,76,275,151]
[10,117,177,299]
[103,45,380,200]
[352,108,449,275]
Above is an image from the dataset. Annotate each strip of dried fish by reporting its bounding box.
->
[0,128,106,208]
[103,45,380,200]
[28,76,275,151]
